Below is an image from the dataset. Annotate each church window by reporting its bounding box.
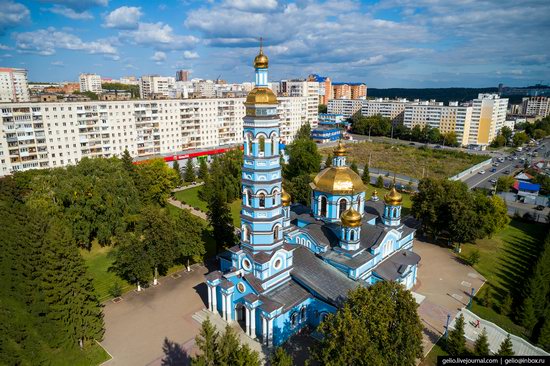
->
[271,135,276,156]
[300,306,307,322]
[259,193,266,208]
[246,134,252,155]
[339,199,348,217]
[246,190,252,206]
[273,226,279,240]
[243,226,251,242]
[291,312,298,327]
[357,197,361,211]
[242,258,252,271]
[320,196,327,217]
[259,136,265,154]
[273,258,282,270]
[350,230,355,241]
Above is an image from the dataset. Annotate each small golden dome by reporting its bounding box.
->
[333,141,347,157]
[244,87,278,105]
[373,190,378,197]
[311,166,366,195]
[254,49,269,69]
[341,208,362,227]
[281,190,291,206]
[384,186,402,206]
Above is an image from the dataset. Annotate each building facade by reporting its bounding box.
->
[332,82,366,100]
[327,99,363,118]
[79,73,102,93]
[361,98,409,125]
[308,74,332,105]
[0,68,30,103]
[205,47,419,348]
[468,94,508,147]
[279,80,319,128]
[176,70,190,82]
[139,75,176,99]
[522,97,550,118]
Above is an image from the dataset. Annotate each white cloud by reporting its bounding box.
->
[104,6,142,29]
[121,22,199,50]
[38,0,108,11]
[13,27,118,57]
[0,1,30,33]
[221,0,278,12]
[0,43,11,50]
[183,51,199,59]
[47,5,94,20]
[51,60,64,66]
[151,51,166,63]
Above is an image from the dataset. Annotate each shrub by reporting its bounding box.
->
[467,249,481,266]
[109,281,123,298]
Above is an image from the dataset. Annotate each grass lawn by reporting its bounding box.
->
[321,141,488,179]
[174,186,242,227]
[49,343,111,366]
[420,339,448,366]
[459,219,548,339]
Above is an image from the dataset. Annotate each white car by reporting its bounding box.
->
[478,170,486,174]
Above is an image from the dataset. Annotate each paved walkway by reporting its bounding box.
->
[172,182,204,193]
[168,197,207,220]
[450,309,549,356]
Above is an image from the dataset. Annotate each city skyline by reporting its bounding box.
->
[0,0,549,87]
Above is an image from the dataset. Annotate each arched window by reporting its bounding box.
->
[243,226,251,242]
[300,306,306,322]
[320,196,327,217]
[271,136,276,156]
[246,134,252,155]
[259,193,265,208]
[350,230,355,241]
[272,190,278,205]
[357,196,361,212]
[273,226,279,240]
[259,136,265,154]
[339,199,348,217]
[291,312,298,327]
[246,190,252,207]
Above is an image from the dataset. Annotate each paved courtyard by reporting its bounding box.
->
[100,265,209,366]
[413,239,486,356]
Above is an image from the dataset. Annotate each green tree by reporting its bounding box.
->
[173,160,182,185]
[519,297,537,333]
[325,153,332,168]
[376,175,384,188]
[312,282,423,366]
[318,104,327,113]
[427,127,442,144]
[442,131,459,147]
[512,131,529,147]
[207,191,237,252]
[121,149,134,172]
[286,174,312,206]
[533,129,545,140]
[174,209,206,270]
[193,317,219,366]
[411,125,423,142]
[474,328,490,356]
[491,134,506,148]
[134,158,179,206]
[537,312,550,351]
[500,126,513,144]
[198,158,209,181]
[496,175,515,192]
[283,137,321,180]
[467,249,481,266]
[295,123,312,140]
[497,334,515,356]
[446,314,466,356]
[350,161,359,174]
[361,163,370,185]
[185,159,196,183]
[270,347,293,366]
[110,232,152,291]
[501,293,513,316]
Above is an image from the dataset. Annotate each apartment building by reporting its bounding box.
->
[333,82,367,99]
[361,98,409,124]
[403,101,473,145]
[327,99,363,118]
[0,96,313,176]
[307,74,332,105]
[522,97,550,117]
[176,70,189,82]
[279,80,319,127]
[0,68,30,103]
[79,73,102,93]
[468,94,508,147]
[139,75,176,99]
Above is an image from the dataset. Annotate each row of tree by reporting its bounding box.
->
[350,113,460,146]
[412,178,510,245]
[491,127,531,148]
[516,115,550,140]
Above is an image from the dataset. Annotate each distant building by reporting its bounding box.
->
[99,90,132,101]
[467,94,508,147]
[79,73,102,93]
[513,180,540,204]
[311,126,341,142]
[319,113,345,125]
[333,82,366,99]
[139,75,176,99]
[362,98,409,125]
[327,99,363,118]
[308,74,332,105]
[0,67,30,102]
[521,97,550,117]
[279,80,319,127]
[176,70,189,82]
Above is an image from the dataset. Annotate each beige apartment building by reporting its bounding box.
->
[361,98,409,124]
[522,96,550,117]
[0,68,30,103]
[468,94,508,146]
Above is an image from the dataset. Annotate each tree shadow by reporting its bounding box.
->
[193,282,209,308]
[422,326,441,345]
[161,337,191,366]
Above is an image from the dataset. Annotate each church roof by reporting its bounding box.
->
[374,250,421,281]
[291,246,358,306]
[321,249,374,269]
[303,222,339,248]
[261,280,312,312]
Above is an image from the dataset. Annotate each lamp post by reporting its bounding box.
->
[468,287,475,309]
[444,314,451,339]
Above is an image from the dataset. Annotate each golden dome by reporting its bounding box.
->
[341,208,362,227]
[245,87,278,105]
[281,190,291,206]
[384,186,402,206]
[333,141,347,156]
[312,166,366,195]
[254,49,269,69]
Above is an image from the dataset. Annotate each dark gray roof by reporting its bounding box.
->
[205,270,222,282]
[244,293,259,303]
[217,250,233,261]
[228,245,241,254]
[359,223,387,250]
[374,250,421,281]
[364,199,384,217]
[220,279,234,289]
[303,223,339,248]
[259,297,283,313]
[321,249,374,269]
[253,251,274,264]
[291,246,358,306]
[290,204,317,225]
[262,280,312,312]
[243,273,264,294]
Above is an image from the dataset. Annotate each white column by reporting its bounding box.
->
[250,308,256,339]
[211,286,217,313]
[245,308,251,336]
[262,316,268,345]
[207,285,212,311]
[226,293,233,322]
[267,318,274,347]
[221,293,227,320]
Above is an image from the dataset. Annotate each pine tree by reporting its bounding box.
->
[519,297,537,334]
[235,343,261,366]
[198,158,209,181]
[497,334,515,356]
[376,175,384,188]
[110,232,153,291]
[217,324,241,366]
[207,191,237,252]
[501,293,513,316]
[173,160,182,185]
[350,161,359,174]
[481,287,492,308]
[325,154,332,168]
[361,163,370,184]
[184,159,196,182]
[474,328,490,355]
[446,314,466,356]
[193,317,219,365]
[537,312,550,351]
[271,347,293,366]
[121,148,134,173]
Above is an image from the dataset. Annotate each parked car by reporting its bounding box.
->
[489,179,497,184]
[504,169,510,174]
[490,167,497,172]
[409,142,416,146]
[535,205,545,211]
[434,145,442,149]
[478,170,486,174]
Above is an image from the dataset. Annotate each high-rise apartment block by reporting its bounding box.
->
[327,99,363,118]
[468,94,508,146]
[361,98,409,124]
[279,80,319,127]
[176,70,189,82]
[333,82,367,99]
[0,68,30,102]
[0,96,316,176]
[79,73,102,93]
[307,74,332,105]
[139,75,176,99]
[522,97,550,117]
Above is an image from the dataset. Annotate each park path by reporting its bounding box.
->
[169,182,208,220]
[449,309,549,356]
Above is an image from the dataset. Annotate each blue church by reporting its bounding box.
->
[205,45,421,347]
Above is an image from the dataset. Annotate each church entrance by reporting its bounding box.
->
[235,303,247,332]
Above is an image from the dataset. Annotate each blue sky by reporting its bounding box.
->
[0,0,549,87]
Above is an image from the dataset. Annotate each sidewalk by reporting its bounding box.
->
[449,309,549,356]
[168,197,207,220]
